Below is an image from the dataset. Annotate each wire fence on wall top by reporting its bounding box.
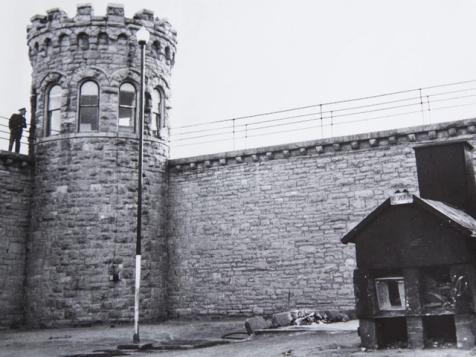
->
[3,80,476,159]
[169,80,476,158]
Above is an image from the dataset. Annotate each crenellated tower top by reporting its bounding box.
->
[27,4,177,63]
[27,4,177,140]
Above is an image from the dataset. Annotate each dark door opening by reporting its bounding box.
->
[376,317,408,348]
[423,315,456,348]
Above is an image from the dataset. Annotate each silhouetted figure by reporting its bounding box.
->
[9,108,27,153]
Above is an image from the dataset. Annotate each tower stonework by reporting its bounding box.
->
[25,4,177,326]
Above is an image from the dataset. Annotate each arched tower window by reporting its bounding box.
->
[46,85,62,136]
[79,81,99,132]
[118,83,136,131]
[150,88,164,136]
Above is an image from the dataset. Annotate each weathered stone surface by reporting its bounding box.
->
[23,5,176,327]
[0,152,32,327]
[27,5,177,138]
[26,136,169,327]
[166,119,476,317]
[272,312,293,327]
[245,316,268,334]
[455,314,475,349]
[359,319,378,349]
[5,118,476,327]
[407,316,424,349]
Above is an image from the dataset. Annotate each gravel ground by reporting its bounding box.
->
[1,319,476,357]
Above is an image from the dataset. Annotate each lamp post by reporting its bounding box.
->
[133,25,150,344]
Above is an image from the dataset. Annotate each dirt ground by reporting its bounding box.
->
[1,319,476,357]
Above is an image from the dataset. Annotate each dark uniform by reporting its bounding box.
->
[9,109,27,153]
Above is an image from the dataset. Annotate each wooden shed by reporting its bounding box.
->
[342,141,476,349]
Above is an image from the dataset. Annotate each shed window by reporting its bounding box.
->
[79,81,99,132]
[421,267,452,309]
[46,85,62,136]
[119,83,136,130]
[375,277,406,310]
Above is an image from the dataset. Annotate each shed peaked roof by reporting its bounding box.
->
[341,195,476,244]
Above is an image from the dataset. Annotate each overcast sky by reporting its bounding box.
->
[2,1,476,156]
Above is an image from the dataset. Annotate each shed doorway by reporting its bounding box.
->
[376,317,408,348]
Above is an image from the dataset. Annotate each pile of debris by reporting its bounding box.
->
[245,310,352,335]
[290,310,351,326]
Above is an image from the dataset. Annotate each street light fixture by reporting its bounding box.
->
[136,26,150,45]
[133,25,150,344]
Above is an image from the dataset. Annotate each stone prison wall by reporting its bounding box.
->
[4,116,476,327]
[0,153,32,327]
[166,118,476,317]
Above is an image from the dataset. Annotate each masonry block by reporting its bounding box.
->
[455,314,475,349]
[272,312,293,327]
[406,316,424,349]
[245,316,269,334]
[76,4,93,21]
[0,152,32,327]
[359,319,378,349]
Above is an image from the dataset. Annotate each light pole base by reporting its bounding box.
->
[133,332,140,344]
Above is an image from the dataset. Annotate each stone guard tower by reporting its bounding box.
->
[25,4,177,327]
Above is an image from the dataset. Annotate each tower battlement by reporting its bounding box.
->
[27,4,177,68]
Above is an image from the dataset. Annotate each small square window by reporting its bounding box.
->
[375,277,406,310]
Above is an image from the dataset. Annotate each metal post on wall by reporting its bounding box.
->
[28,89,37,157]
[232,118,236,150]
[133,25,150,345]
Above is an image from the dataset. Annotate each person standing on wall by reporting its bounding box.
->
[9,108,27,153]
